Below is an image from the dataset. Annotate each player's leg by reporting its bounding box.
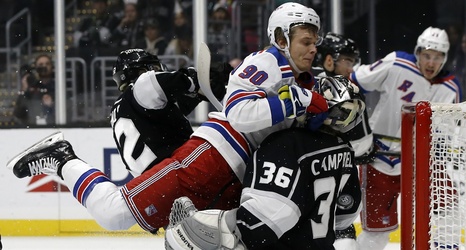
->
[357,164,399,250]
[164,196,244,250]
[7,132,137,230]
[120,137,241,232]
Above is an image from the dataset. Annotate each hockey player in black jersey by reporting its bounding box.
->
[165,75,364,250]
[110,48,232,176]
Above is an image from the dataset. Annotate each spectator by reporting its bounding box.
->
[164,25,194,69]
[13,54,55,125]
[207,2,232,62]
[109,2,144,49]
[452,32,466,101]
[71,0,121,64]
[445,23,463,71]
[73,0,113,49]
[172,11,189,38]
[134,18,168,56]
[137,0,175,40]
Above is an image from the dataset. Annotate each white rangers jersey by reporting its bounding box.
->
[192,46,317,181]
[350,51,461,175]
[224,46,316,147]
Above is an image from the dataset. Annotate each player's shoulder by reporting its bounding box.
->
[243,46,286,69]
[394,51,416,62]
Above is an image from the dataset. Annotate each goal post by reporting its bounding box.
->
[401,101,466,249]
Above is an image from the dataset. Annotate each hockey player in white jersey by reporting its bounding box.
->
[351,27,462,249]
[222,1,328,145]
[164,76,364,250]
[6,2,330,235]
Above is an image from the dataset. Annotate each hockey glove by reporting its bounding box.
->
[178,67,200,93]
[279,84,328,118]
[209,62,233,100]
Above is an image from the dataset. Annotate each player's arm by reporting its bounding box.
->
[350,51,397,93]
[335,164,362,231]
[224,54,327,133]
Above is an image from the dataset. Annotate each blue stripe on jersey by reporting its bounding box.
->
[374,139,400,167]
[393,51,422,76]
[374,139,390,151]
[266,46,291,67]
[393,62,423,77]
[350,72,369,94]
[376,154,401,167]
[442,81,461,97]
[269,95,285,125]
[395,51,416,62]
[225,89,267,116]
[202,121,250,163]
[282,72,294,78]
[73,168,110,207]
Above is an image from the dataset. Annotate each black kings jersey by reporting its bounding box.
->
[110,70,199,176]
[238,127,361,249]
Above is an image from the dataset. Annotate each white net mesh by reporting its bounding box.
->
[428,103,466,249]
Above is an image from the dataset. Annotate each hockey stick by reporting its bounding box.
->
[376,150,401,157]
[374,133,401,142]
[197,42,224,111]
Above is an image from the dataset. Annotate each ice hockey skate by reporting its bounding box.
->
[6,131,77,178]
[165,196,245,250]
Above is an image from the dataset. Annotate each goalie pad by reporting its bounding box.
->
[165,197,245,250]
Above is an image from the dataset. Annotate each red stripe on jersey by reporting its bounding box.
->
[280,66,292,72]
[76,171,107,204]
[209,118,252,157]
[395,58,418,71]
[225,90,267,108]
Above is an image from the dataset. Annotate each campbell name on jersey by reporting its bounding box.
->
[309,150,353,175]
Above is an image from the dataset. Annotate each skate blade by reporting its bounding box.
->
[6,131,64,170]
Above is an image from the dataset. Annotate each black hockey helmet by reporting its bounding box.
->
[112,48,166,92]
[313,32,360,68]
[314,75,365,133]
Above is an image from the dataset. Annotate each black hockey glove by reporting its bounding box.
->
[178,67,199,92]
[208,62,233,101]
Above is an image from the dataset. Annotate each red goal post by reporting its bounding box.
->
[401,101,466,249]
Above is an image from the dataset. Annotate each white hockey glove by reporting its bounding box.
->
[278,84,328,118]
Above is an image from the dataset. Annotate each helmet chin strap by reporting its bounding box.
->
[283,46,304,74]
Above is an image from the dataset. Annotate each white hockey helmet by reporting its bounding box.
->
[314,75,365,133]
[414,27,450,67]
[267,2,320,73]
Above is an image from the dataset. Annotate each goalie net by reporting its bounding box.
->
[401,101,466,249]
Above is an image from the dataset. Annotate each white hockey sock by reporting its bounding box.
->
[61,159,94,188]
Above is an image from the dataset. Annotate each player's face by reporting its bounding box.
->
[417,49,445,80]
[334,55,357,78]
[288,27,319,73]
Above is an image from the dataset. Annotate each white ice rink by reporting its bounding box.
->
[1,236,401,249]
